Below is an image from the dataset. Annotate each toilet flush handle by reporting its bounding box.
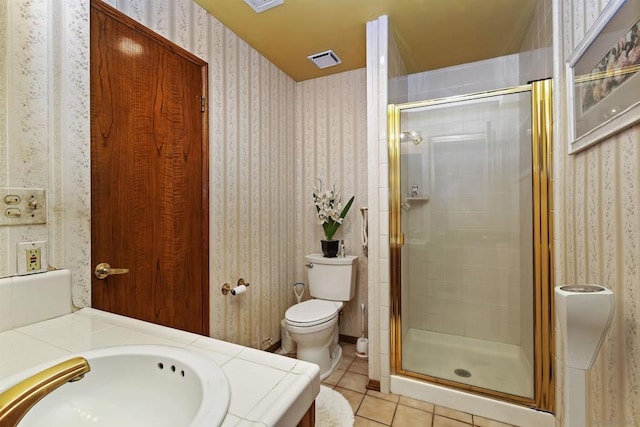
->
[305,263,313,269]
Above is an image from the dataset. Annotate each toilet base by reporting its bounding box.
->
[296,341,343,381]
[320,344,343,380]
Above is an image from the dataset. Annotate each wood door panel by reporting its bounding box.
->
[90,0,209,335]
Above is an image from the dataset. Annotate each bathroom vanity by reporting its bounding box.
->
[0,308,320,426]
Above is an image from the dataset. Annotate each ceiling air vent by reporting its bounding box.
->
[243,0,283,13]
[307,50,342,69]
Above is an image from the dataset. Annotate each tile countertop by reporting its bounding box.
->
[0,308,320,427]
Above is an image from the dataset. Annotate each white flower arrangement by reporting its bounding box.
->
[312,180,355,241]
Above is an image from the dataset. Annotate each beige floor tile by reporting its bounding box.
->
[392,404,434,427]
[473,415,513,427]
[435,406,473,424]
[343,343,357,358]
[337,371,369,393]
[339,354,355,371]
[398,395,435,413]
[322,368,346,386]
[357,395,397,425]
[349,357,369,375]
[433,414,471,427]
[366,389,400,403]
[354,416,389,426]
[334,386,365,413]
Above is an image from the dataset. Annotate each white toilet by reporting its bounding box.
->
[285,253,358,380]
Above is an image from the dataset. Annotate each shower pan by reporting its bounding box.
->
[388,80,554,411]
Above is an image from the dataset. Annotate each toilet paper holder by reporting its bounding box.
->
[221,278,251,296]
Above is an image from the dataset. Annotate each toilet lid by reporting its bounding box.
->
[285,300,339,327]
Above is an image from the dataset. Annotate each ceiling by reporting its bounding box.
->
[193,0,538,82]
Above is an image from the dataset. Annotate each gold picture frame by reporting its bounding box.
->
[567,0,640,154]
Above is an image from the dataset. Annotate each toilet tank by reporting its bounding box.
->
[305,253,358,301]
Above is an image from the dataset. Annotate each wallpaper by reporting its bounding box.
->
[294,70,369,339]
[0,0,52,279]
[556,0,640,425]
[2,0,368,349]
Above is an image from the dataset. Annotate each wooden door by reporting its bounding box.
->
[90,0,209,335]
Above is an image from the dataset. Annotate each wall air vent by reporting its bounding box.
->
[307,50,342,69]
[243,0,284,13]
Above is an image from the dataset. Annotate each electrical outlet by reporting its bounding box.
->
[26,248,41,271]
[17,241,48,275]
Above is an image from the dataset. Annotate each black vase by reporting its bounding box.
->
[321,240,339,258]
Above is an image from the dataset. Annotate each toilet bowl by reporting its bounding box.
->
[285,254,358,380]
[285,299,343,378]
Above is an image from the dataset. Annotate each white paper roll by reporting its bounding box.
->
[231,285,247,295]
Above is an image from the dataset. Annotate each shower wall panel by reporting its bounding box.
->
[406,55,520,102]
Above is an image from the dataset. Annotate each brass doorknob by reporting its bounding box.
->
[94,263,129,279]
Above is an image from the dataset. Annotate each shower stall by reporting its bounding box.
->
[389,80,553,410]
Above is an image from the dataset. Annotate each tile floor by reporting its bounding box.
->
[318,343,517,427]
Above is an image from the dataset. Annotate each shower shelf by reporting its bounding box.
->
[405,197,429,203]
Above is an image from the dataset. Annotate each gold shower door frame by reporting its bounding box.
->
[388,80,554,411]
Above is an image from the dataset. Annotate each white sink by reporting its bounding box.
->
[1,345,230,427]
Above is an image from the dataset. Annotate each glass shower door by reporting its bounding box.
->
[389,83,553,407]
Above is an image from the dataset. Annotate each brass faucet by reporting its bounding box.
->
[0,357,90,426]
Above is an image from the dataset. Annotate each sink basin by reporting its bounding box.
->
[0,345,230,427]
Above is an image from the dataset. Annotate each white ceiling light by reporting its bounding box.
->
[307,50,342,69]
[243,0,284,13]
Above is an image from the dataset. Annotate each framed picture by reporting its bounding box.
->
[567,0,640,154]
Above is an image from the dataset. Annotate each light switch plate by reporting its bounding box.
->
[17,241,48,275]
[0,187,46,226]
